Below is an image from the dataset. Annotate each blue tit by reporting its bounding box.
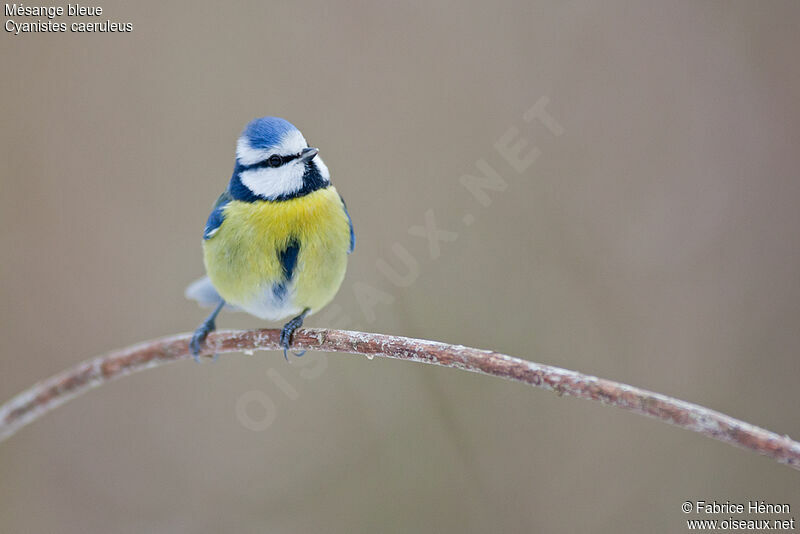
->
[185,117,354,360]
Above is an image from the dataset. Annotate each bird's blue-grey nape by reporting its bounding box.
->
[242,117,298,151]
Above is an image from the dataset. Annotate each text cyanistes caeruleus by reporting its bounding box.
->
[185,117,354,360]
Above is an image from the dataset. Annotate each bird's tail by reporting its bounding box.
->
[185,276,239,311]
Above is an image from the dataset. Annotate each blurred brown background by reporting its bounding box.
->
[1,1,799,532]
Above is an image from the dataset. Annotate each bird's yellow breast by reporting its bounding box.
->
[203,186,350,319]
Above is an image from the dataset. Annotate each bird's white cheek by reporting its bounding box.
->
[240,165,304,199]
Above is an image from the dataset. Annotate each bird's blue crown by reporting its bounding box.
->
[242,117,298,150]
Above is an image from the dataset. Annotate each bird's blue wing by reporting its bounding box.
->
[339,194,355,254]
[203,190,233,240]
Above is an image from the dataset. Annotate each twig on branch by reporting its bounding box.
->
[1,328,798,470]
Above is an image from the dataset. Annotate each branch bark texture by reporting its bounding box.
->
[1,328,798,470]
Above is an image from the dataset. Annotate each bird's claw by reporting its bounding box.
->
[281,347,306,360]
[190,319,216,363]
[280,309,309,361]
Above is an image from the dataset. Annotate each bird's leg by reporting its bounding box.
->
[280,308,310,360]
[190,300,225,362]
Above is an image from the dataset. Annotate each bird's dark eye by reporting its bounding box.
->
[268,155,282,167]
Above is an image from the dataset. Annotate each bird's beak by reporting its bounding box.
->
[298,147,319,163]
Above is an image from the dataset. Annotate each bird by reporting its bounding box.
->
[185,117,354,361]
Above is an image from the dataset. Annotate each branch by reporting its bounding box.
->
[1,328,798,470]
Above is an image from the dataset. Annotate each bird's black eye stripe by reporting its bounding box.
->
[244,152,302,170]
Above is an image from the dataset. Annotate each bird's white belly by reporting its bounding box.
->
[239,282,305,321]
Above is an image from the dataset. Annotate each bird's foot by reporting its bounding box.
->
[190,300,226,363]
[280,309,309,360]
[190,318,216,363]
